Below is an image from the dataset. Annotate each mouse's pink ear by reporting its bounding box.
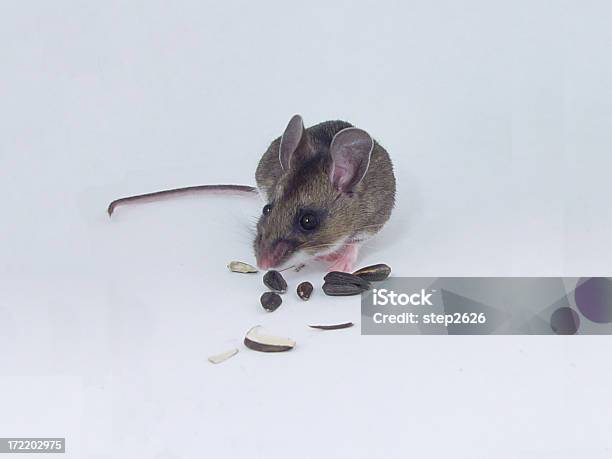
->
[279,114,306,171]
[329,127,373,193]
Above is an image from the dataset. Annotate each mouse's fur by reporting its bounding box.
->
[254,115,396,270]
[107,114,396,272]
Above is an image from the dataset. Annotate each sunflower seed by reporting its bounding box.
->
[260,292,282,312]
[322,282,367,296]
[323,271,371,290]
[263,270,287,293]
[296,281,313,300]
[228,261,258,273]
[353,263,392,282]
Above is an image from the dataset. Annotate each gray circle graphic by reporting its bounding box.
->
[550,307,580,335]
[575,277,612,323]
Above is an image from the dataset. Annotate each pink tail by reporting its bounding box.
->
[107,184,258,216]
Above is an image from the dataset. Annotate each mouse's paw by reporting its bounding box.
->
[328,260,354,273]
[325,243,360,272]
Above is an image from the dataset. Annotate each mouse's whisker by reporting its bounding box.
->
[294,242,347,252]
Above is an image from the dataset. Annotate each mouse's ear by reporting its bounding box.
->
[279,114,306,171]
[329,127,373,193]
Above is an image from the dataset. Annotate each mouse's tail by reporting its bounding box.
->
[107,184,259,216]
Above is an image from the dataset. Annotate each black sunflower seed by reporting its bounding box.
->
[260,292,282,312]
[322,282,367,296]
[323,271,371,290]
[352,264,392,282]
[263,270,287,293]
[296,281,313,300]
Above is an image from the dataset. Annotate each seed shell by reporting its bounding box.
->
[228,261,258,273]
[243,326,295,353]
[308,322,354,330]
[208,348,239,364]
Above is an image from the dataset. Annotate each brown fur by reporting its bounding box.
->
[254,120,396,265]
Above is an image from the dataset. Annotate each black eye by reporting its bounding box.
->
[262,204,272,215]
[299,213,319,231]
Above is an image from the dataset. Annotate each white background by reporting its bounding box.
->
[1,1,612,458]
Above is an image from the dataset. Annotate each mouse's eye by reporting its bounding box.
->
[262,204,273,215]
[299,213,319,231]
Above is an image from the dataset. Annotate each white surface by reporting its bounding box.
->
[1,1,612,458]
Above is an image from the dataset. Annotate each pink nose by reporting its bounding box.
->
[257,240,292,270]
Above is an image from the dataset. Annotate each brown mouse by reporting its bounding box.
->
[108,115,396,272]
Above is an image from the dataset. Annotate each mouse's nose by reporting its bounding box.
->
[256,240,292,270]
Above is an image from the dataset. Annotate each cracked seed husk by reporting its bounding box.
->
[244,326,295,353]
[208,348,239,364]
[309,322,354,330]
[228,261,258,273]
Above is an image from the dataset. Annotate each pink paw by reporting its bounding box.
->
[321,243,360,272]
[328,258,355,273]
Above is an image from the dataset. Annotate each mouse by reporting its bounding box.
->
[108,114,396,272]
